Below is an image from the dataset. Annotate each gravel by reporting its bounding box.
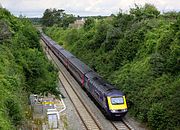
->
[58,81,86,130]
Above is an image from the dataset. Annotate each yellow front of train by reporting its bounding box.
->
[107,96,128,117]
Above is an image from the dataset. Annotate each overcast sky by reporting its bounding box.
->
[1,0,180,17]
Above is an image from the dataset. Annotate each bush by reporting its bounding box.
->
[0,8,58,129]
[44,4,180,130]
[147,103,167,130]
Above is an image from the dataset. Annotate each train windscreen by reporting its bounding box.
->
[111,97,124,105]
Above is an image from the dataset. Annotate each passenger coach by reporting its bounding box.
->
[41,33,128,118]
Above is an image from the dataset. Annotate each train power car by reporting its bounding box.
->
[41,33,128,118]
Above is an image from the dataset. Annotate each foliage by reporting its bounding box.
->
[42,8,76,28]
[28,18,41,25]
[44,4,180,130]
[83,17,95,31]
[130,4,160,21]
[0,8,58,129]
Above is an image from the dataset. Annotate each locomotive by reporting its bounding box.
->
[41,33,128,118]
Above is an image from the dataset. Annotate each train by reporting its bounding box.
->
[41,33,128,118]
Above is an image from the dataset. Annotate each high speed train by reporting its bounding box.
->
[41,33,128,118]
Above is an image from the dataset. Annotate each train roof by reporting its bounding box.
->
[41,33,50,40]
[86,71,124,95]
[69,58,92,74]
[106,89,124,96]
[59,49,75,59]
[96,80,115,92]
[41,33,73,58]
[50,40,57,45]
[41,34,57,46]
[54,44,63,50]
[89,76,116,92]
[41,33,46,37]
[85,71,99,79]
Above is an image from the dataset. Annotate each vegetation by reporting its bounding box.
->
[42,8,76,28]
[44,4,180,130]
[28,17,41,25]
[0,8,58,129]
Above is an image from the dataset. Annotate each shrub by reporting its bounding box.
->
[44,4,180,129]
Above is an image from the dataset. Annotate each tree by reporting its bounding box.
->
[83,17,95,31]
[42,8,75,28]
[61,14,76,28]
[42,9,54,26]
[130,4,160,21]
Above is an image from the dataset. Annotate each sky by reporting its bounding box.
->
[1,0,180,18]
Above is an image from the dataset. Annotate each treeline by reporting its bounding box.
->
[0,8,58,129]
[44,4,180,130]
[41,8,107,28]
[42,8,76,28]
[28,17,41,25]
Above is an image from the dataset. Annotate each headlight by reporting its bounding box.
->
[111,109,127,113]
[111,110,117,113]
[122,109,127,112]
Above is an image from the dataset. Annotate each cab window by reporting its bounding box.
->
[111,97,124,105]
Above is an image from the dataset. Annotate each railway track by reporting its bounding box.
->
[42,40,101,130]
[41,38,134,130]
[110,119,134,130]
[58,69,101,130]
